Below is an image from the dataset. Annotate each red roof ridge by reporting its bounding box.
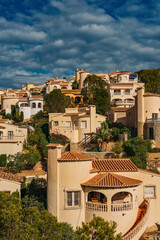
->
[59,151,93,161]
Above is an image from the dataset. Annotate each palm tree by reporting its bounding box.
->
[94,121,112,151]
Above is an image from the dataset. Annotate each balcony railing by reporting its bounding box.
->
[0,136,25,141]
[113,92,121,95]
[146,118,160,123]
[111,202,133,212]
[53,126,79,130]
[86,202,108,212]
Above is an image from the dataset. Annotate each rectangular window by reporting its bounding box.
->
[125,89,130,95]
[54,121,59,126]
[66,191,81,207]
[152,113,158,119]
[144,186,155,198]
[149,128,154,140]
[65,121,71,128]
[97,121,101,128]
[81,121,87,129]
[114,89,121,95]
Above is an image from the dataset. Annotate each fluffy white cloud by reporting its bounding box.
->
[0,0,159,88]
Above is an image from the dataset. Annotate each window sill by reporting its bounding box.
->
[64,206,82,210]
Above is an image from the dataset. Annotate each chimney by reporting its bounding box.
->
[47,143,62,219]
[90,105,96,133]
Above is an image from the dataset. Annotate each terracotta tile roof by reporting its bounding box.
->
[46,143,62,147]
[0,169,23,183]
[17,169,46,177]
[58,152,93,161]
[81,172,142,188]
[92,159,138,172]
[138,168,160,176]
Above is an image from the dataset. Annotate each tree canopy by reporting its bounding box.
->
[75,215,122,240]
[82,74,110,115]
[123,137,152,169]
[0,193,122,240]
[136,69,160,93]
[44,89,68,113]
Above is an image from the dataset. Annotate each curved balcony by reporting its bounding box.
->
[86,202,108,212]
[86,202,134,212]
[111,202,133,212]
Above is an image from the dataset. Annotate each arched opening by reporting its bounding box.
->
[32,102,36,108]
[53,86,57,89]
[112,99,122,105]
[20,103,29,107]
[0,131,3,137]
[124,99,134,104]
[75,97,81,103]
[88,191,107,203]
[38,102,42,108]
[61,87,67,89]
[111,192,132,204]
[111,192,133,211]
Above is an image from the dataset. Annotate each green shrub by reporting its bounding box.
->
[49,133,69,145]
[0,154,7,167]
[123,137,149,169]
[112,141,123,154]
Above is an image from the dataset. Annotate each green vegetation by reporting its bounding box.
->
[0,192,74,240]
[81,74,110,115]
[7,147,41,173]
[0,154,7,167]
[0,192,122,240]
[49,133,69,145]
[137,69,160,93]
[44,89,68,113]
[94,121,112,144]
[76,215,122,240]
[123,137,152,169]
[111,141,123,155]
[72,79,79,89]
[108,122,131,141]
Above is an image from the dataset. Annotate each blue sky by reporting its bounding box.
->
[0,0,160,88]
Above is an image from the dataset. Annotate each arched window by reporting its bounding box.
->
[20,103,29,107]
[38,103,42,108]
[32,102,36,108]
[53,86,57,89]
[88,191,107,203]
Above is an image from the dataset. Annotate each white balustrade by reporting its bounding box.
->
[86,202,108,212]
[111,202,133,212]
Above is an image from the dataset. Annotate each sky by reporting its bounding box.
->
[0,0,160,89]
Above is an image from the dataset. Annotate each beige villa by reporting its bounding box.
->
[47,144,160,239]
[0,169,23,194]
[49,105,106,144]
[0,117,27,155]
[108,70,144,108]
[75,68,109,89]
[126,87,160,147]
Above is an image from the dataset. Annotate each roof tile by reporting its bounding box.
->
[59,152,93,161]
[92,159,138,172]
[81,172,142,187]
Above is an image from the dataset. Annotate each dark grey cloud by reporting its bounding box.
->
[0,0,160,88]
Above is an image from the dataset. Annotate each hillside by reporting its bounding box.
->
[136,69,160,93]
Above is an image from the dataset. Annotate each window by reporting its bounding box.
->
[97,121,101,128]
[144,186,155,198]
[8,131,13,139]
[81,121,87,129]
[114,89,121,95]
[66,191,81,207]
[38,103,42,108]
[54,121,58,126]
[65,121,71,128]
[125,89,130,95]
[32,102,36,108]
[152,113,158,119]
[149,127,154,140]
[53,86,57,89]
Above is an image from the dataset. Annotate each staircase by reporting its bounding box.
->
[122,199,150,240]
